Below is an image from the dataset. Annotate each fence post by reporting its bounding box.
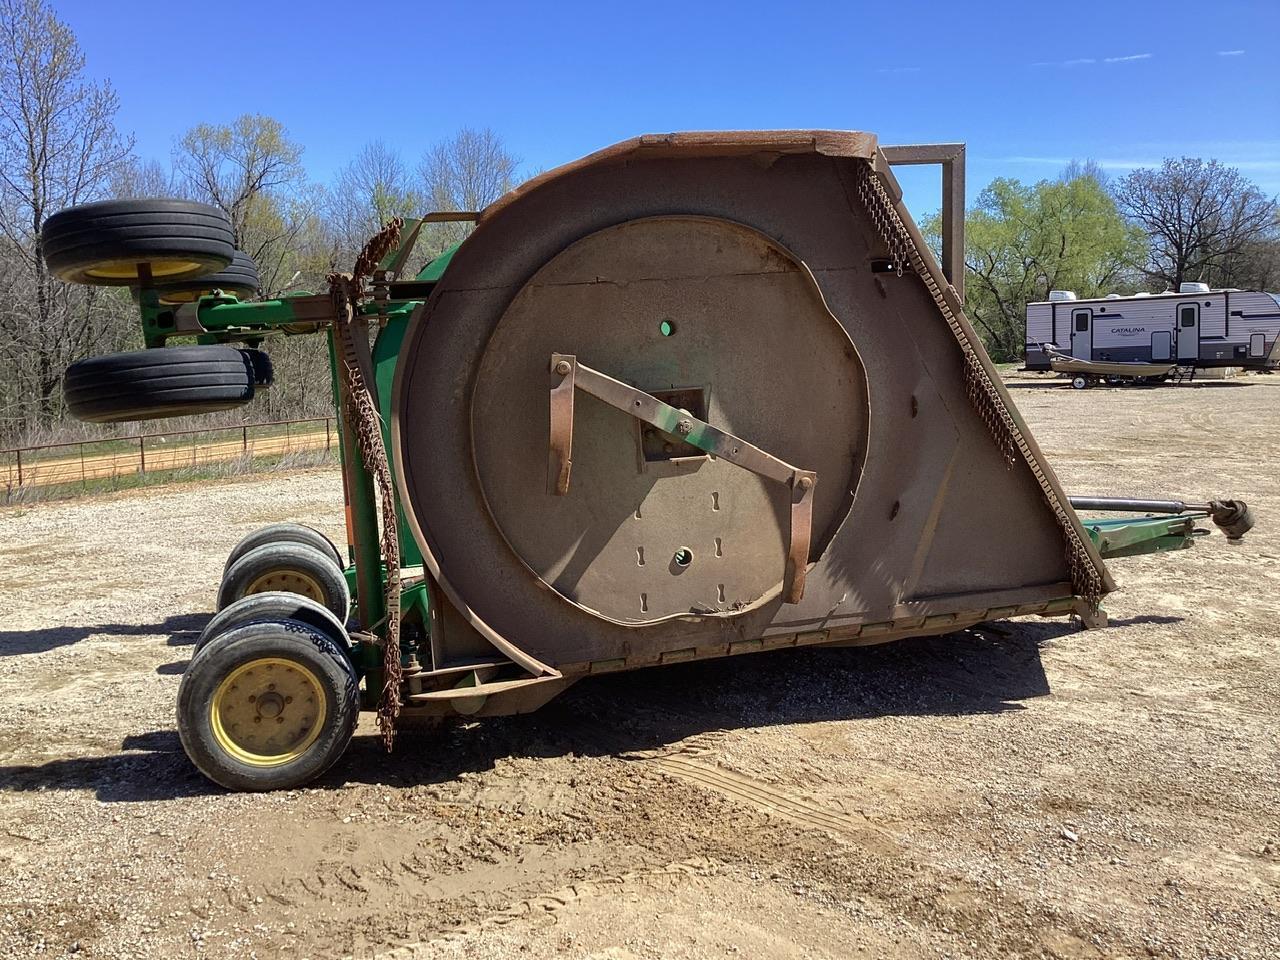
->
[15,449,22,487]
[81,442,86,487]
[325,418,331,451]
[139,436,146,475]
[243,425,248,454]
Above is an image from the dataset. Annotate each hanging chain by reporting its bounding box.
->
[853,164,1103,610]
[328,218,406,750]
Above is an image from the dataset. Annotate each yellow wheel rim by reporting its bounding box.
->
[245,568,324,602]
[82,257,208,280]
[209,657,326,767]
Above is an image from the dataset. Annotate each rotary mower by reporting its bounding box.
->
[44,131,1254,791]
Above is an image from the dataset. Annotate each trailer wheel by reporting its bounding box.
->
[178,620,359,791]
[1071,376,1089,390]
[218,541,350,620]
[223,522,344,575]
[40,198,234,285]
[148,250,260,303]
[195,591,349,656]
[62,346,256,423]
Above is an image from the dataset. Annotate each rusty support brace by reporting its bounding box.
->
[881,143,966,301]
[547,354,576,494]
[547,353,816,602]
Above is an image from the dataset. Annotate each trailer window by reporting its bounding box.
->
[1074,314,1089,332]
[1180,307,1196,327]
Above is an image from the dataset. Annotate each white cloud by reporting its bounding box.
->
[1033,53,1153,67]
[1216,49,1246,56]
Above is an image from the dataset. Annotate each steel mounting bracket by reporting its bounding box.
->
[547,352,816,603]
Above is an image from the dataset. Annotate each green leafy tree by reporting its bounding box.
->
[932,166,1146,361]
[174,115,311,296]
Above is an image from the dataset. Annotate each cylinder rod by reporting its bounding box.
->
[1068,496,1205,515]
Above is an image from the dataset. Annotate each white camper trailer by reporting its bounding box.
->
[1024,284,1280,374]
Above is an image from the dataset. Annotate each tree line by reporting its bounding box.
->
[2,0,1277,448]
[0,0,517,447]
[941,158,1279,361]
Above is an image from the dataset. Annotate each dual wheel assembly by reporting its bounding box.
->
[178,523,361,791]
[42,198,271,423]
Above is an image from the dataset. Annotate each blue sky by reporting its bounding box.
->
[58,0,1279,216]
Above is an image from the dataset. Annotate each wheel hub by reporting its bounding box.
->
[245,569,323,602]
[210,658,324,766]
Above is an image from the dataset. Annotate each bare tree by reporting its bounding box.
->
[325,140,421,264]
[417,128,518,252]
[1115,158,1278,290]
[110,157,176,199]
[0,0,133,434]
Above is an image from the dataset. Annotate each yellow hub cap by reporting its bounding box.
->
[83,257,208,280]
[245,568,324,602]
[209,658,326,766]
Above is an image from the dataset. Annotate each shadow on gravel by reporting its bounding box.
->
[1104,614,1184,627]
[0,731,218,802]
[0,613,208,656]
[0,618,1098,800]
[323,619,1082,792]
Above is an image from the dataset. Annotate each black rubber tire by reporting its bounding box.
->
[243,349,273,388]
[41,199,234,286]
[223,522,344,574]
[217,542,351,620]
[62,346,255,423]
[177,620,359,791]
[195,591,349,656]
[150,250,260,303]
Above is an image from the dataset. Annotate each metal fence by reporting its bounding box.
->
[1,417,335,493]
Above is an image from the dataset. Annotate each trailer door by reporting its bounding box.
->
[1176,303,1200,361]
[1070,308,1093,360]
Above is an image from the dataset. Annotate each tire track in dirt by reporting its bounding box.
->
[365,857,722,959]
[649,750,900,855]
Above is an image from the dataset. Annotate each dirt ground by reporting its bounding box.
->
[1,375,1278,960]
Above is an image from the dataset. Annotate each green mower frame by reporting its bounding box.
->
[133,217,468,712]
[49,134,1255,791]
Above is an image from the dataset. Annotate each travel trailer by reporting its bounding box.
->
[1024,284,1280,373]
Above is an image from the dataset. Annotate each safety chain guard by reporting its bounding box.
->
[328,218,406,749]
[853,163,1104,610]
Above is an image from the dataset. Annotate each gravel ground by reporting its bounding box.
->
[1,374,1278,960]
